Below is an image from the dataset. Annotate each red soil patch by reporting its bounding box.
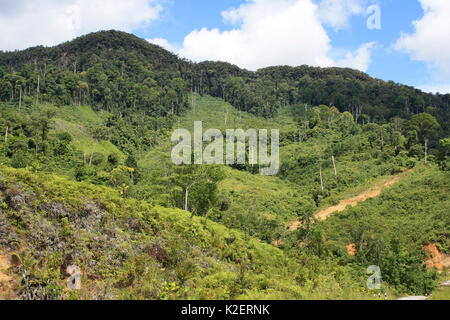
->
[424,244,450,273]
[315,175,401,221]
[347,244,357,256]
[275,170,412,247]
[0,251,16,300]
[289,170,413,232]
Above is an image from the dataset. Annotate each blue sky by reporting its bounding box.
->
[1,0,449,93]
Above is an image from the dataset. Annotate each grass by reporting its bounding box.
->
[55,104,110,128]
[178,94,297,133]
[0,165,373,300]
[432,286,450,300]
[54,118,125,164]
[217,167,315,241]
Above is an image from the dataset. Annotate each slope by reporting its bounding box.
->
[0,165,372,300]
[319,165,449,295]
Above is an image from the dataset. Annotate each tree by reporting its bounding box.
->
[408,113,440,163]
[89,126,108,167]
[408,113,440,143]
[15,77,26,109]
[440,138,450,157]
[30,107,56,155]
[171,165,224,215]
[77,80,89,105]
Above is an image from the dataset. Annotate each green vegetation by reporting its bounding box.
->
[321,166,449,295]
[0,165,374,300]
[0,30,448,300]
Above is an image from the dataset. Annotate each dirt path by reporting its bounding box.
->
[0,251,15,300]
[289,170,412,231]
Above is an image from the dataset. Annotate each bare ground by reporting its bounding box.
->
[0,251,16,300]
[289,170,413,232]
[424,243,450,273]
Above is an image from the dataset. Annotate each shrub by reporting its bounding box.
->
[11,151,31,168]
[91,152,105,166]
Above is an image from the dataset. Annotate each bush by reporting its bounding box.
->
[91,152,105,166]
[11,151,31,168]
[56,132,73,143]
[108,153,119,166]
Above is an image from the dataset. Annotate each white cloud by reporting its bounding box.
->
[316,0,366,30]
[147,38,177,52]
[0,0,162,51]
[178,0,375,71]
[418,83,450,94]
[336,41,376,71]
[395,0,450,78]
[0,0,376,73]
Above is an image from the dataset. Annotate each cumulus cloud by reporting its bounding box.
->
[418,83,450,94]
[316,0,366,30]
[0,0,162,51]
[0,0,376,73]
[395,0,450,77]
[178,0,375,71]
[336,41,376,71]
[147,37,177,52]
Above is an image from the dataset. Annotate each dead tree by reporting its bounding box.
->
[319,161,324,192]
[184,172,207,212]
[36,74,40,104]
[352,104,364,123]
[332,155,337,179]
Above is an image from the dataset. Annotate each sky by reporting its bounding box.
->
[0,0,449,94]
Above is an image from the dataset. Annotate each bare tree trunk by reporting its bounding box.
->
[184,187,189,212]
[305,104,309,129]
[36,74,40,104]
[184,173,206,212]
[4,126,8,143]
[319,162,324,192]
[192,88,197,113]
[380,128,384,150]
[250,145,254,168]
[424,139,428,164]
[83,152,87,165]
[332,155,337,179]
[19,88,22,109]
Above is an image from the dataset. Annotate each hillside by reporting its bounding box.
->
[0,30,449,300]
[0,165,373,300]
[0,31,448,135]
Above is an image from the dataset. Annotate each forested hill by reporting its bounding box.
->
[0,30,448,135]
[0,30,449,300]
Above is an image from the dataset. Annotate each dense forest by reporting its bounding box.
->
[1,31,448,133]
[0,30,448,300]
